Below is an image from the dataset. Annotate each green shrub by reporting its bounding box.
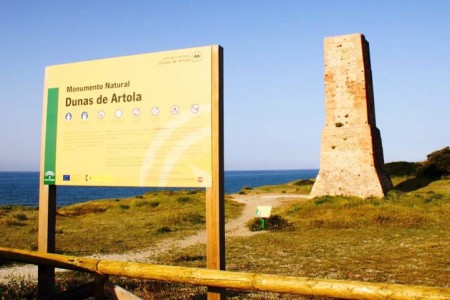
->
[247,215,292,231]
[182,212,205,225]
[134,200,148,207]
[293,179,314,186]
[425,146,450,175]
[0,218,25,227]
[314,196,335,206]
[419,164,442,178]
[418,147,449,178]
[0,276,37,299]
[13,213,28,221]
[267,215,292,230]
[149,201,160,208]
[176,197,191,204]
[156,226,172,234]
[59,204,107,216]
[136,200,160,208]
[384,161,419,176]
[385,147,449,178]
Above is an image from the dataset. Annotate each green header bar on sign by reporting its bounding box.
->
[43,88,59,185]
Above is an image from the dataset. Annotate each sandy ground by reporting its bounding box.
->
[0,193,310,283]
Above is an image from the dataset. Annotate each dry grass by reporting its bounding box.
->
[1,178,449,299]
[147,178,450,298]
[0,206,38,251]
[0,190,243,255]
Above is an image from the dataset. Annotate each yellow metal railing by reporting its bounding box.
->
[1,247,449,300]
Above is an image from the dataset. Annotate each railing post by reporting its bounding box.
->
[95,274,109,300]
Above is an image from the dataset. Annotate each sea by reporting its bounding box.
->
[0,170,318,207]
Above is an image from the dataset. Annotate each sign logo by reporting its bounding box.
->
[44,170,55,184]
[191,51,203,62]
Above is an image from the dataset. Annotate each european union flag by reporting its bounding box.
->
[63,175,71,181]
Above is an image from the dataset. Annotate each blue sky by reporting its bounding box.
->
[1,1,449,171]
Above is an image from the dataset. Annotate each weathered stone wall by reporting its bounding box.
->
[311,33,392,198]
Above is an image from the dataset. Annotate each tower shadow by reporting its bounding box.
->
[393,176,438,192]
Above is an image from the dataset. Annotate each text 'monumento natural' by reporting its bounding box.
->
[311,33,392,198]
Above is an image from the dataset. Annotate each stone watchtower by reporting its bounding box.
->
[311,33,392,198]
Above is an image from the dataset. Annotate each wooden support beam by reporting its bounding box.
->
[206,45,225,300]
[38,86,58,297]
[37,184,57,297]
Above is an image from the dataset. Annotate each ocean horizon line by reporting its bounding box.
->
[0,170,319,207]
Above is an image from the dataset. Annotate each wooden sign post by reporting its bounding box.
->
[38,45,225,299]
[206,46,225,299]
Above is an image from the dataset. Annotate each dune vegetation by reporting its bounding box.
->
[1,147,449,299]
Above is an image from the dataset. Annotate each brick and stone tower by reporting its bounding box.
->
[311,33,392,198]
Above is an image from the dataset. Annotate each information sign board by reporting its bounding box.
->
[255,206,272,218]
[42,46,214,187]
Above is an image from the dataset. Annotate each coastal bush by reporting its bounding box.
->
[246,218,261,231]
[0,205,13,212]
[174,255,205,263]
[418,146,450,178]
[181,212,205,225]
[1,178,449,298]
[134,200,160,208]
[176,196,191,204]
[247,215,292,231]
[156,226,172,234]
[314,196,335,206]
[0,217,25,227]
[119,204,130,210]
[386,147,449,179]
[0,276,37,299]
[150,201,160,208]
[254,179,313,194]
[0,188,243,256]
[423,146,450,175]
[286,190,449,230]
[134,200,147,207]
[13,213,28,221]
[58,203,108,216]
[384,161,419,176]
[293,179,314,186]
[266,214,293,230]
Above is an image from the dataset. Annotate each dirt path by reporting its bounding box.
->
[0,193,310,282]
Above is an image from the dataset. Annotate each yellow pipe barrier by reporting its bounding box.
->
[1,247,448,300]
